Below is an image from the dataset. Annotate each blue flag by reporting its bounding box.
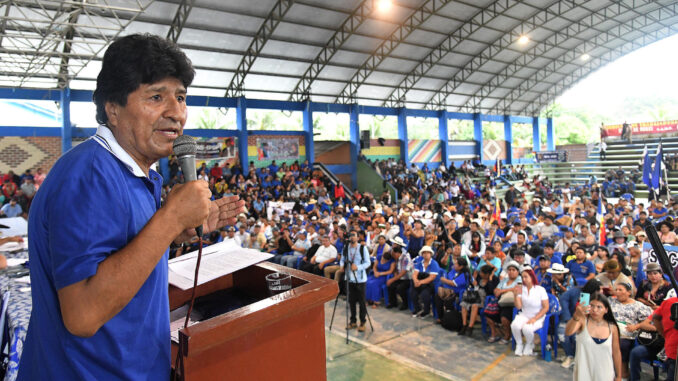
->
[642,145,652,188]
[652,142,663,190]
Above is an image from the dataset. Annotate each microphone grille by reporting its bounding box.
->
[173,135,197,156]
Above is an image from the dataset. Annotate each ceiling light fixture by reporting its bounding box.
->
[376,0,392,13]
[581,53,590,61]
[518,35,529,45]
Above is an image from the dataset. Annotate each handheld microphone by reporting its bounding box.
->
[172,135,203,238]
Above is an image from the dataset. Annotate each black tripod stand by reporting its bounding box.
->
[329,244,374,344]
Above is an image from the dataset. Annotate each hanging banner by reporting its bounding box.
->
[641,242,678,270]
[194,137,237,168]
[605,121,678,137]
[256,137,299,160]
[535,150,568,163]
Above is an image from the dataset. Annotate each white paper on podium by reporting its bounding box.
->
[0,241,27,252]
[168,241,273,290]
[0,217,27,237]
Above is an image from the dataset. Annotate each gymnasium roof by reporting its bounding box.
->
[2,0,677,115]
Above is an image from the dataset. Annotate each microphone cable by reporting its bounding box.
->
[173,235,204,380]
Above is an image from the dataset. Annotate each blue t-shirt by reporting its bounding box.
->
[536,270,552,292]
[0,202,22,217]
[566,259,596,286]
[19,134,169,380]
[477,257,502,277]
[442,270,468,295]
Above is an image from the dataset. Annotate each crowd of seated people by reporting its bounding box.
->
[156,151,678,379]
[0,168,43,218]
[2,123,676,381]
[603,166,638,198]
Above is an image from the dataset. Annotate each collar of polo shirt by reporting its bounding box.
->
[93,125,148,178]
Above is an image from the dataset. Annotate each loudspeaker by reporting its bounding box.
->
[360,130,370,149]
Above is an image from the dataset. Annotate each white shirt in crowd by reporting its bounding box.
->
[236,232,250,248]
[313,245,338,263]
[223,235,242,248]
[519,285,548,318]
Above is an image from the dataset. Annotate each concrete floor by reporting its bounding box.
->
[324,298,659,381]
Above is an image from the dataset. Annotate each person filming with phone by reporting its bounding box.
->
[566,292,622,381]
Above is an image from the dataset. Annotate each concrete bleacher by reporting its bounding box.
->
[526,136,678,199]
[353,135,677,203]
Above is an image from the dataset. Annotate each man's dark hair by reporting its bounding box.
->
[93,33,195,125]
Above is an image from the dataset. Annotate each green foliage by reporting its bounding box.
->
[189,107,236,130]
[314,112,349,141]
[188,94,678,147]
[448,120,474,140]
[247,110,303,131]
[407,117,439,139]
[482,121,504,141]
[512,123,533,147]
[542,95,678,146]
[359,115,399,139]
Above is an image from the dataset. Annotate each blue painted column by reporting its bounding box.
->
[398,108,409,167]
[303,101,315,164]
[473,112,483,161]
[349,104,359,189]
[60,87,72,154]
[546,117,555,151]
[438,110,449,168]
[236,97,249,171]
[532,116,540,153]
[504,115,513,165]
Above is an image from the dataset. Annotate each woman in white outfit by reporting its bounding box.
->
[565,292,622,381]
[511,266,549,356]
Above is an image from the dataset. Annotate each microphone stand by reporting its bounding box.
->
[329,238,352,343]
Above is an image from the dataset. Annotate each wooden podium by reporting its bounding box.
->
[169,262,338,381]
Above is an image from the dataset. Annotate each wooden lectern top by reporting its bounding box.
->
[170,261,338,381]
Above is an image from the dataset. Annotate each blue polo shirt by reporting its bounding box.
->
[441,270,468,295]
[19,127,169,380]
[566,259,596,287]
[414,259,440,276]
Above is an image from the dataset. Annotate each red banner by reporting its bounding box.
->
[604,120,678,136]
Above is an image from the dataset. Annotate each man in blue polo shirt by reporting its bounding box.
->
[18,34,245,380]
[565,247,596,286]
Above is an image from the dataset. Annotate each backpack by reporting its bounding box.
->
[484,295,500,316]
[441,309,463,332]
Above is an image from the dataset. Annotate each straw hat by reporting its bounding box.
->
[390,236,407,247]
[546,263,569,274]
[419,246,434,255]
